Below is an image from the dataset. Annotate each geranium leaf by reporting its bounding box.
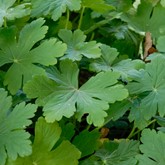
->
[0,18,67,94]
[31,0,81,21]
[90,44,144,79]
[24,60,128,127]
[137,129,165,165]
[10,117,81,165]
[0,88,37,165]
[127,56,165,121]
[0,0,30,27]
[58,29,101,61]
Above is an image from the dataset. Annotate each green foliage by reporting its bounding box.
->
[10,117,81,165]
[0,88,37,165]
[24,60,128,126]
[0,0,165,164]
[0,18,66,94]
[58,29,101,61]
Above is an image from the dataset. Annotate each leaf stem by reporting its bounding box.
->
[3,17,7,27]
[78,6,85,29]
[127,125,136,139]
[65,9,70,29]
[127,119,156,139]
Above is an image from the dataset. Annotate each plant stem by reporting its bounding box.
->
[127,125,136,139]
[84,18,113,35]
[127,119,157,139]
[78,6,85,29]
[65,9,70,29]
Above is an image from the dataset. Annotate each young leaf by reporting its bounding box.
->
[24,60,128,127]
[58,29,101,61]
[31,0,81,21]
[127,56,165,121]
[81,140,139,165]
[0,18,67,94]
[90,44,144,79]
[10,117,81,165]
[73,130,100,158]
[123,0,165,37]
[0,0,30,27]
[0,88,37,165]
[137,129,165,164]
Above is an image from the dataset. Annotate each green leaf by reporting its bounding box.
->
[58,29,101,61]
[0,88,37,165]
[156,35,165,52]
[127,56,165,121]
[11,117,81,165]
[24,60,128,127]
[137,129,165,165]
[0,18,67,94]
[123,0,165,37]
[0,0,30,27]
[81,140,139,165]
[31,0,81,21]
[73,130,100,158]
[90,44,144,79]
[82,0,115,14]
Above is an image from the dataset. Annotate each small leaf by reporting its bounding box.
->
[0,0,30,27]
[90,44,144,79]
[58,29,101,61]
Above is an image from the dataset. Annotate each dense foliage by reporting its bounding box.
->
[1,0,165,164]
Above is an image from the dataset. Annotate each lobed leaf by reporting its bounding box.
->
[0,88,37,165]
[0,18,67,94]
[24,60,128,127]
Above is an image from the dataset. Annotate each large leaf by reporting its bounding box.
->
[123,0,165,37]
[10,117,81,165]
[137,129,165,165]
[24,60,128,127]
[0,18,67,94]
[0,88,37,165]
[80,140,139,165]
[0,0,30,27]
[90,44,144,78]
[58,29,101,61]
[127,55,165,121]
[31,0,81,21]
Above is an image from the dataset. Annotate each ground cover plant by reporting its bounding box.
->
[1,0,165,164]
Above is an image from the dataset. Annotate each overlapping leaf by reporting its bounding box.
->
[0,0,30,27]
[90,44,144,78]
[24,60,128,126]
[137,129,165,165]
[127,56,165,121]
[0,88,37,165]
[80,140,139,165]
[31,0,81,21]
[10,117,81,165]
[58,29,101,61]
[123,0,165,37]
[0,18,67,94]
